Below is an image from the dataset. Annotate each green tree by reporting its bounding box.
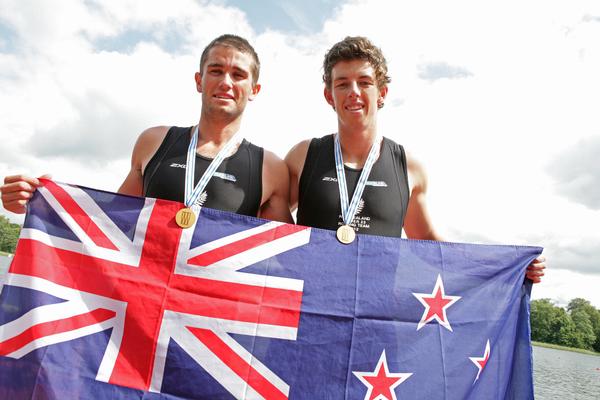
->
[567,298,593,314]
[567,298,600,352]
[530,298,583,348]
[550,307,579,347]
[0,215,21,253]
[571,309,596,350]
[530,299,556,342]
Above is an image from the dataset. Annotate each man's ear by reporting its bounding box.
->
[324,87,335,109]
[248,83,261,101]
[377,85,388,109]
[194,72,202,93]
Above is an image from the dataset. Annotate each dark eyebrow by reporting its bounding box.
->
[206,63,249,75]
[333,73,374,81]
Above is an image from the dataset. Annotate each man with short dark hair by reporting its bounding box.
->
[286,36,546,281]
[2,34,292,224]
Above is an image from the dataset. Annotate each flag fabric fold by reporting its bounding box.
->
[0,180,541,399]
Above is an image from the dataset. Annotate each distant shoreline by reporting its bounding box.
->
[533,341,600,356]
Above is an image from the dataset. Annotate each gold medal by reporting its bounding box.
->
[175,207,196,229]
[336,224,356,244]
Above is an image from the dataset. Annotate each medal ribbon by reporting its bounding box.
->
[334,133,381,226]
[184,125,243,208]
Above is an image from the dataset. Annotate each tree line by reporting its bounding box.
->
[531,298,600,352]
[0,215,20,254]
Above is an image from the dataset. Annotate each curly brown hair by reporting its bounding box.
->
[322,36,391,90]
[199,34,260,85]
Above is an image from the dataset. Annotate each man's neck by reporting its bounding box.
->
[337,126,380,168]
[196,114,243,157]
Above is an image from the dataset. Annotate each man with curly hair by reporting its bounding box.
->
[285,36,545,282]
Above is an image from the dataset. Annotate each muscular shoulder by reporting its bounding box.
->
[259,150,293,222]
[132,126,171,170]
[134,126,171,153]
[405,151,429,194]
[284,139,311,177]
[263,150,289,182]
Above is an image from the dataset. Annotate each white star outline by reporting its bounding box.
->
[469,339,491,383]
[352,350,413,400]
[412,274,461,331]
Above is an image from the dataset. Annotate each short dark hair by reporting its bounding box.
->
[323,36,391,90]
[199,34,260,84]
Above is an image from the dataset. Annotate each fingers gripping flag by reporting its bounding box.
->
[0,180,541,399]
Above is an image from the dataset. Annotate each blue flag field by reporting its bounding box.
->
[0,180,541,399]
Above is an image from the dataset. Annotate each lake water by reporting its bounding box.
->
[534,345,600,399]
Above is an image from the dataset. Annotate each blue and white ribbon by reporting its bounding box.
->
[184,126,243,208]
[333,133,381,225]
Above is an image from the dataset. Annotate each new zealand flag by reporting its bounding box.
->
[0,180,541,399]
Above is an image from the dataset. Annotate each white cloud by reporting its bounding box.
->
[417,62,473,82]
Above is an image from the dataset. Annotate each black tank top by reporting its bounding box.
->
[297,134,410,237]
[143,126,263,217]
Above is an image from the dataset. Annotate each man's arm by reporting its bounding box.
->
[117,126,170,196]
[284,140,310,213]
[258,150,294,223]
[403,154,443,241]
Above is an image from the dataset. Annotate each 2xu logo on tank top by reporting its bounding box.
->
[170,163,238,183]
[322,176,390,232]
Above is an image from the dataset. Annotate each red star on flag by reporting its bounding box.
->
[353,350,412,400]
[413,274,461,331]
[469,339,491,382]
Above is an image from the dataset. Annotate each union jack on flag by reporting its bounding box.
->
[0,180,541,399]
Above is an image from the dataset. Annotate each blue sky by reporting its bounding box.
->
[225,0,339,34]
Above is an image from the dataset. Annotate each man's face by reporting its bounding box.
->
[195,45,260,120]
[324,59,387,130]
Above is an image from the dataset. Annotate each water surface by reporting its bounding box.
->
[534,345,600,399]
